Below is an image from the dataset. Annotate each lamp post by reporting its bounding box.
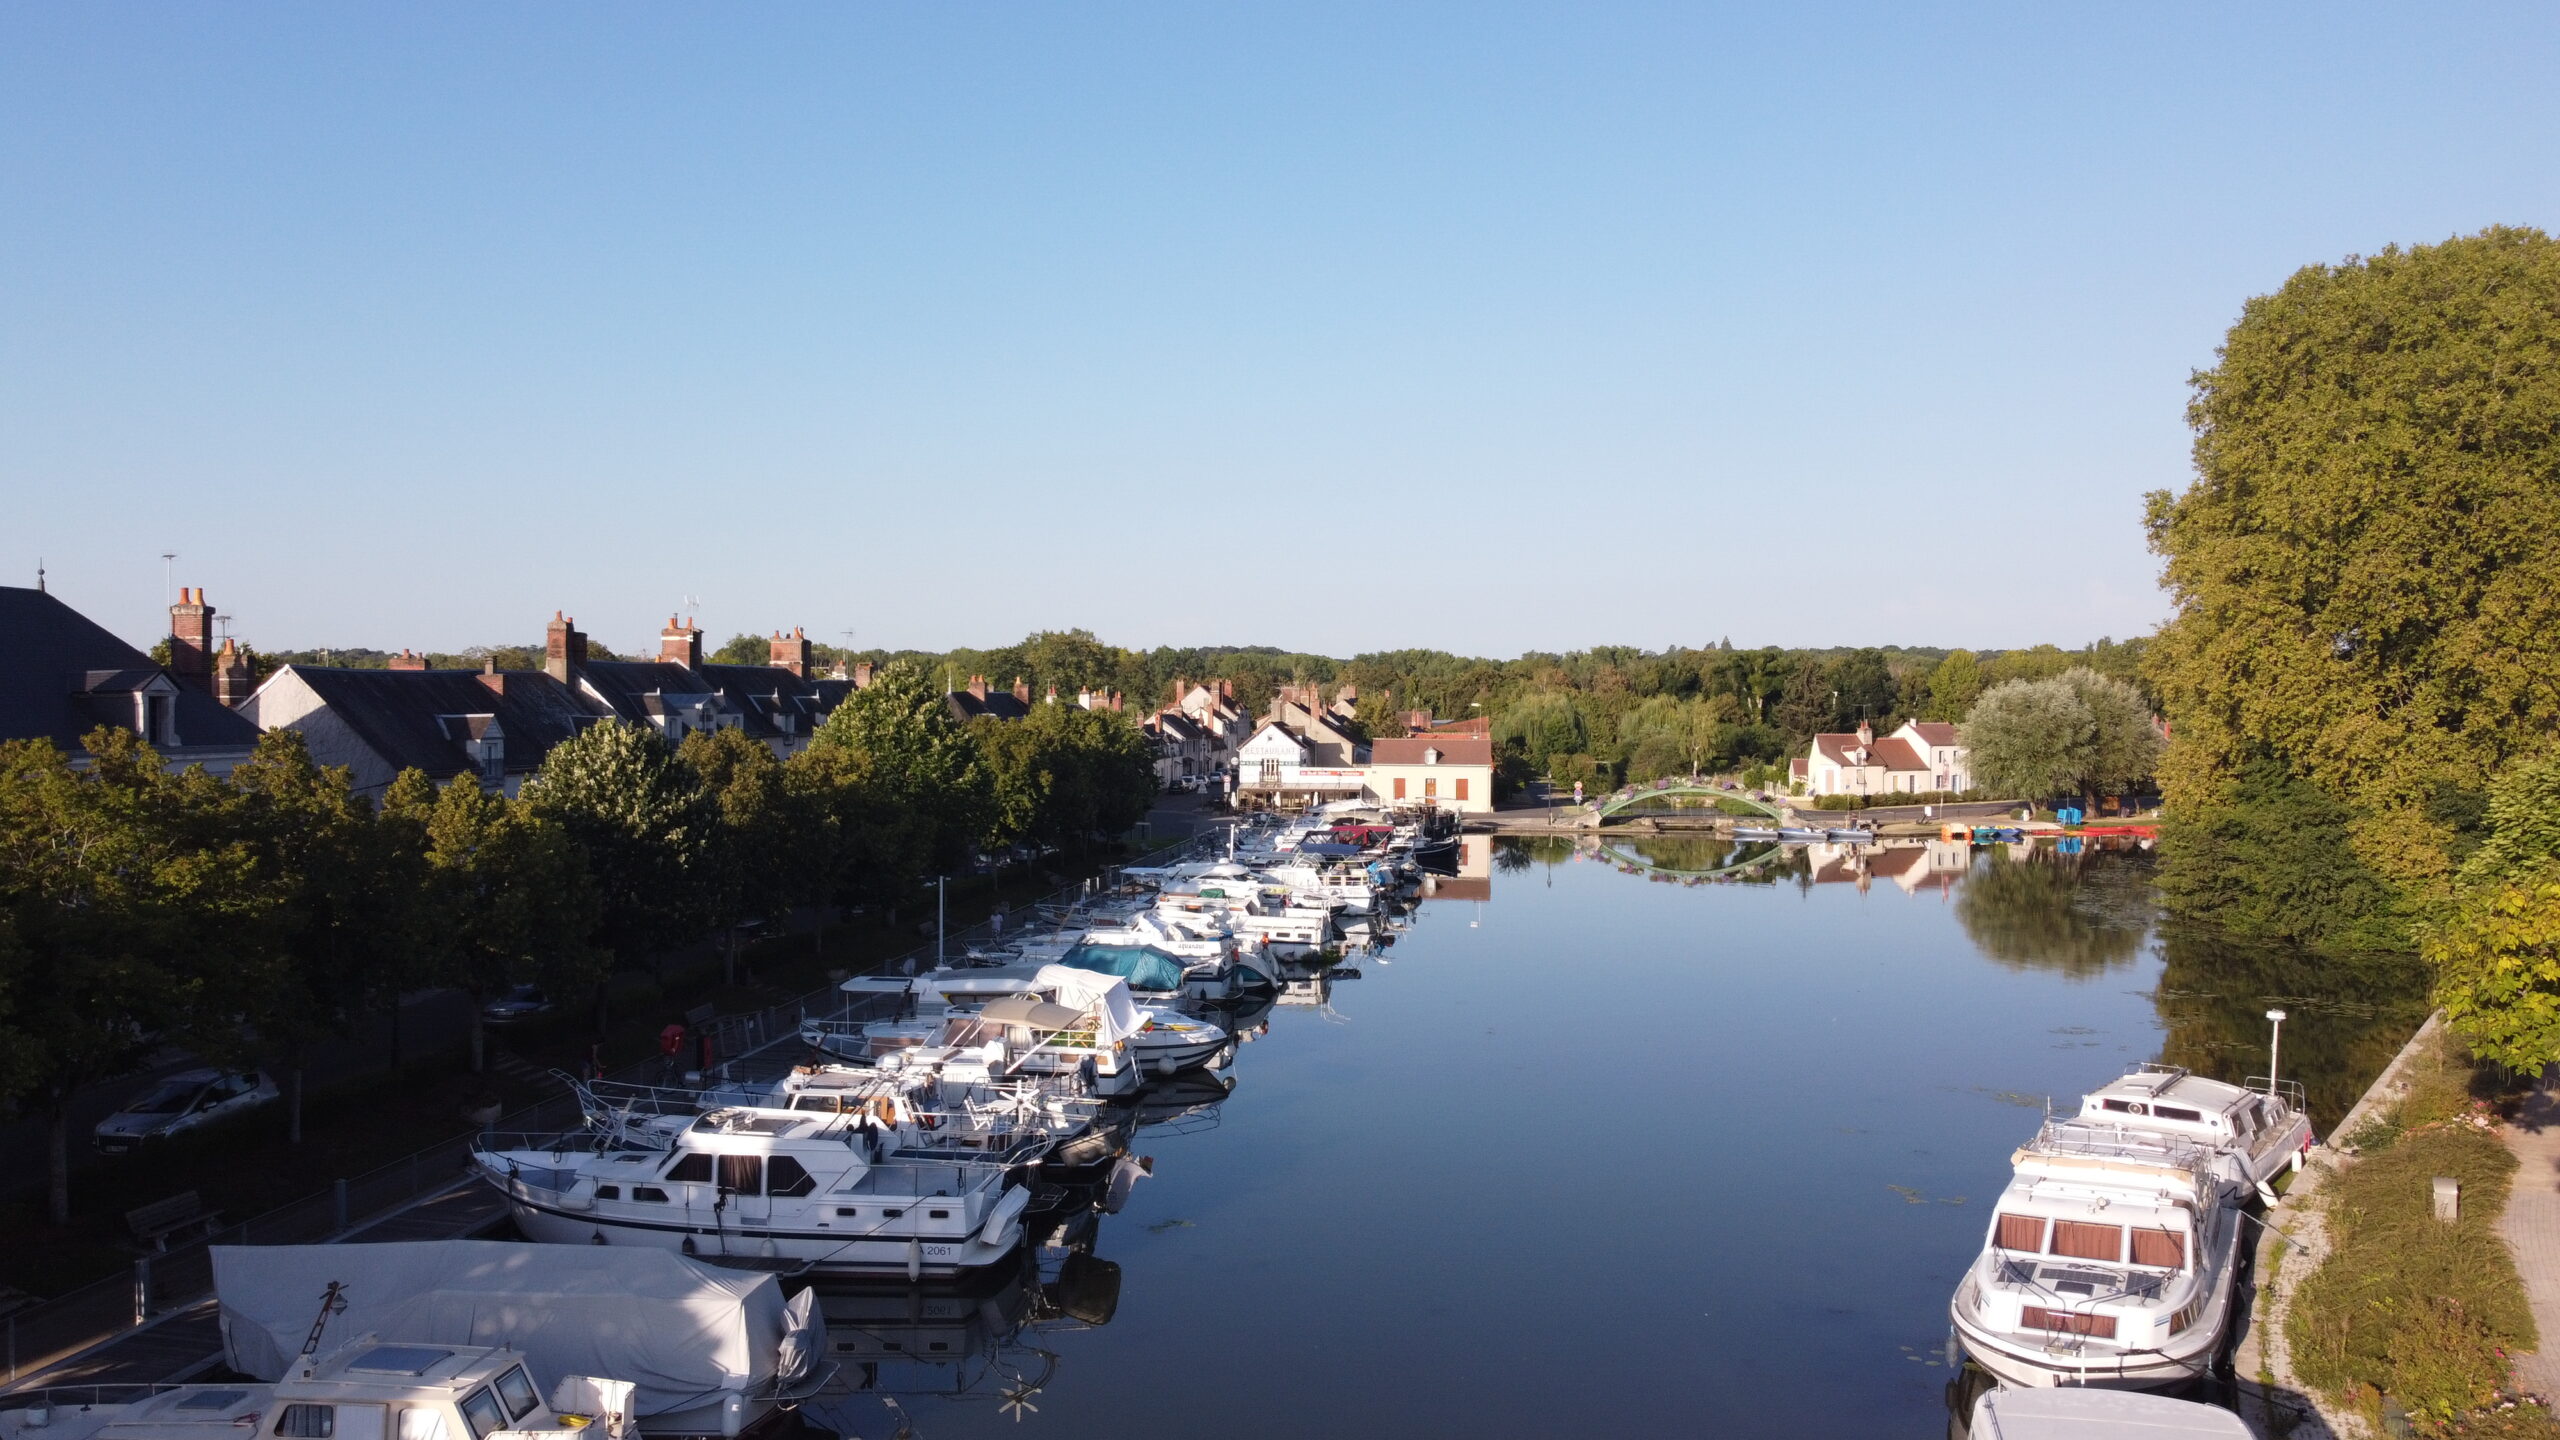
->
[937,876,948,970]
[2265,1009,2288,1097]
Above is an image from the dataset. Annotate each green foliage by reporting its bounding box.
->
[806,661,992,897]
[1494,692,1590,775]
[708,634,767,667]
[2156,757,2410,952]
[2147,226,2560,899]
[1922,651,1984,722]
[395,773,602,1059]
[1808,790,1976,810]
[521,721,717,961]
[2428,754,2560,1074]
[1960,667,2162,805]
[2289,1033,2534,1425]
[679,727,824,931]
[973,703,1157,852]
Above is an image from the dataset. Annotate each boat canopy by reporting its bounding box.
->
[1035,963,1146,1045]
[1055,944,1189,995]
[976,995,1090,1032]
[212,1240,819,1422]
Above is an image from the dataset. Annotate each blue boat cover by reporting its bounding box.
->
[1060,944,1190,993]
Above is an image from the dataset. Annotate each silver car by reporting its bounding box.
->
[93,1068,279,1154]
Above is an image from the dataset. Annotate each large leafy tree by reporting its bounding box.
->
[2146,225,2560,897]
[390,771,602,1071]
[521,721,716,996]
[804,661,991,904]
[0,732,274,1223]
[2428,755,2560,1073]
[1961,668,2162,808]
[679,728,824,981]
[227,732,425,1141]
[974,703,1157,853]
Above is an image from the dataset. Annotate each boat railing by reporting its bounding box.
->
[0,1383,223,1413]
[2245,1076,2309,1112]
[2024,1118,2215,1172]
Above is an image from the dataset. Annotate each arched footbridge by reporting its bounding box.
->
[1590,835,1791,882]
[1588,781,1788,823]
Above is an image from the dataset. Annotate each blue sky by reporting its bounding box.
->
[7,4,2557,659]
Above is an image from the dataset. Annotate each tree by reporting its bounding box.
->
[1924,650,1985,722]
[2157,757,2408,952]
[974,703,1157,854]
[709,633,767,667]
[394,773,602,1073]
[0,731,274,1223]
[1492,691,1589,777]
[2147,226,2560,899]
[227,731,424,1142]
[1960,668,2162,808]
[521,721,716,1003]
[679,728,821,982]
[2427,755,2560,1073]
[803,661,991,904]
[1828,649,1897,728]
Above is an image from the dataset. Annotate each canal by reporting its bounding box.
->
[807,835,2429,1439]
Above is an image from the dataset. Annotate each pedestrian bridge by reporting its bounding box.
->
[1591,835,1791,881]
[1589,781,1788,823]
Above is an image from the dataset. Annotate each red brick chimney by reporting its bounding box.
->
[659,616,703,669]
[544,612,586,683]
[1012,676,1031,705]
[168,587,214,689]
[1108,690,1123,713]
[478,658,506,697]
[1045,685,1059,705]
[967,674,988,702]
[1856,718,1874,746]
[389,648,428,671]
[213,638,255,708]
[769,626,812,678]
[852,661,874,689]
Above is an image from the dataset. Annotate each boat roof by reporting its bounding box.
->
[298,1342,534,1394]
[1992,1172,2195,1225]
[2085,1065,2261,1115]
[1972,1386,2252,1438]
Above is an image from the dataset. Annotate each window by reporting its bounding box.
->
[835,1207,859,1218]
[2153,1106,2203,1123]
[718,1155,763,1194]
[631,1186,669,1203]
[791,1096,839,1113]
[493,1368,540,1422]
[1454,778,1469,802]
[1993,1213,2045,1252]
[767,1156,815,1198]
[2050,1221,2124,1263]
[665,1153,713,1183]
[457,1390,507,1440]
[594,1185,620,1200]
[397,1411,448,1440]
[927,1208,950,1219]
[1392,777,1407,800]
[2130,1229,2187,1270]
[883,1207,903,1219]
[2020,1307,2116,1339]
[277,1406,335,1438]
[2101,1098,2145,1116]
[1424,779,1438,799]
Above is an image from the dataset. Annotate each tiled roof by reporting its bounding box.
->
[0,585,262,754]
[1370,736,1493,766]
[1812,732,1930,773]
[271,665,597,781]
[1906,721,1959,746]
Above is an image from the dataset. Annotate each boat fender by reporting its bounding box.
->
[719,1392,747,1439]
[906,1238,923,1282]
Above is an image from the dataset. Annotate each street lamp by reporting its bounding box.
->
[2265,1009,2288,1097]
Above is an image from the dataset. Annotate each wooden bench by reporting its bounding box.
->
[125,1190,220,1251]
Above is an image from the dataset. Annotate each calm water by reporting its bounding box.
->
[802,837,2427,1440]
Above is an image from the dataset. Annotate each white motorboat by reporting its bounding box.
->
[210,1242,824,1438]
[2076,1063,2313,1190]
[760,1060,1128,1178]
[802,968,1150,1097]
[1949,1119,2247,1390]
[1,1311,641,1440]
[1967,1386,2253,1438]
[473,1101,1033,1281]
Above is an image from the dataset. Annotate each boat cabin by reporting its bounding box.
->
[2077,1064,2309,1169]
[0,1344,628,1440]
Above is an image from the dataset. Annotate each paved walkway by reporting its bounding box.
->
[2502,1079,2560,1401]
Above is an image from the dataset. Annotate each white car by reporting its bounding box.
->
[94,1068,279,1154]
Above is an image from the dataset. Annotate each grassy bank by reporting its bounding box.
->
[2288,1027,2551,1434]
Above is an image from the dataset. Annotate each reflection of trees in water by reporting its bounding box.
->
[1954,848,2155,980]
[1494,836,1569,872]
[2151,925,2430,1132]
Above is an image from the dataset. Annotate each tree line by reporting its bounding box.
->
[0,661,1154,1225]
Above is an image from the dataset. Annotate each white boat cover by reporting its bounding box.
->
[212,1241,818,1418]
[1971,1387,2252,1439]
[1035,964,1144,1046]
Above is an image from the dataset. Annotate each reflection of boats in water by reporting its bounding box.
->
[798,1202,1123,1431]
[1132,1063,1236,1133]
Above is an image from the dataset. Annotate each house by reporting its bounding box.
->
[242,661,599,797]
[1234,712,1369,807]
[1364,735,1494,814]
[1141,707,1214,789]
[1798,719,1972,798]
[245,608,855,795]
[945,675,1034,724]
[0,583,263,774]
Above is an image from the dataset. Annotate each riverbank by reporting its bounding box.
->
[2239,1012,2558,1438]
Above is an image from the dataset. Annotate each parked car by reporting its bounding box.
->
[482,983,553,1026]
[94,1069,279,1154]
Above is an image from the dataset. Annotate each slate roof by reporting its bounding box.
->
[580,661,721,726]
[696,662,846,742]
[945,689,1032,723]
[271,665,598,781]
[0,585,262,754]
